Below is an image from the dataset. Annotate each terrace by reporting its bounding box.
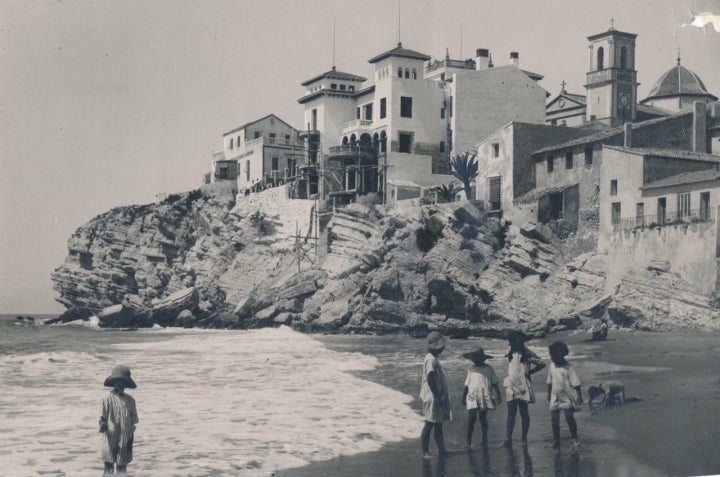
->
[613,207,715,232]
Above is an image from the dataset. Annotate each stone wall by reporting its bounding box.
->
[605,219,718,294]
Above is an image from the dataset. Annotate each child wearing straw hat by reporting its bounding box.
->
[461,347,501,448]
[419,331,451,458]
[99,365,139,474]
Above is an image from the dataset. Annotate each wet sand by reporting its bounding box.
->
[278,330,720,477]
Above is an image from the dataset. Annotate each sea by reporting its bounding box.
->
[0,315,519,477]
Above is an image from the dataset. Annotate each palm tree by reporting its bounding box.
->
[432,182,464,203]
[450,152,479,200]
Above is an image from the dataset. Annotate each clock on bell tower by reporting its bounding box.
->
[585,21,638,126]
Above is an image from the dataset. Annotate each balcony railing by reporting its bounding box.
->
[244,136,304,148]
[328,145,376,156]
[613,207,715,232]
[426,58,474,73]
[341,119,373,130]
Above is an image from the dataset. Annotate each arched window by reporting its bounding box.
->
[398,67,403,78]
[380,130,387,153]
[404,68,410,78]
[350,134,357,145]
[412,68,417,79]
[620,46,627,69]
[342,136,349,145]
[597,47,604,70]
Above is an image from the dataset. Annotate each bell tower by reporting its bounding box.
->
[585,21,638,126]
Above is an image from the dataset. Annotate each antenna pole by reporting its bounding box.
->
[460,24,463,59]
[398,1,401,44]
[332,19,336,68]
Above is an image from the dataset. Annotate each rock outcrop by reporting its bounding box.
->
[50,183,720,334]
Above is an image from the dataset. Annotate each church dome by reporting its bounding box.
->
[642,60,717,102]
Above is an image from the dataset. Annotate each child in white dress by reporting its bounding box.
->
[547,342,582,449]
[461,347,501,448]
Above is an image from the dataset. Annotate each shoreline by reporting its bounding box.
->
[278,330,720,477]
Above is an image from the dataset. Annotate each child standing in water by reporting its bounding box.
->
[547,342,582,449]
[502,330,545,448]
[420,331,451,458]
[99,365,139,474]
[462,347,501,448]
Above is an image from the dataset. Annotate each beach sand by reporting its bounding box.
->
[278,330,720,477]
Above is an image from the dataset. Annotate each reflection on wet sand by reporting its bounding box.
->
[554,449,580,477]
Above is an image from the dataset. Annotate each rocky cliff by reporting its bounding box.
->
[50,183,720,334]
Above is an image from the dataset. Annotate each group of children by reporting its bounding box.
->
[420,330,582,458]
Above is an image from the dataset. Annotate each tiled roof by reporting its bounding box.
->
[642,63,718,101]
[368,43,431,63]
[605,146,720,163]
[223,114,296,136]
[636,103,673,116]
[515,183,579,204]
[532,113,690,155]
[301,67,367,86]
[587,27,637,41]
[641,169,720,190]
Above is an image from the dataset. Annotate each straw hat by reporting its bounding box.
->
[426,331,449,350]
[104,365,137,389]
[462,347,493,362]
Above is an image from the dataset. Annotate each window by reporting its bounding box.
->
[285,134,290,140]
[400,96,412,118]
[636,202,645,227]
[610,179,618,196]
[380,97,387,119]
[363,103,373,121]
[700,192,710,220]
[492,143,500,158]
[677,192,691,218]
[546,156,554,173]
[565,152,573,169]
[399,132,412,153]
[611,202,621,229]
[237,135,242,146]
[229,138,234,149]
[441,108,445,119]
[245,160,250,182]
[398,67,403,77]
[657,197,667,224]
[356,107,360,120]
[584,146,593,167]
[349,85,355,91]
[620,46,627,69]
[254,131,261,139]
[312,109,317,130]
[597,47,604,70]
[412,68,417,79]
[269,133,276,138]
[404,68,409,78]
[551,119,557,126]
[339,84,346,90]
[440,141,445,153]
[272,157,279,171]
[331,83,337,90]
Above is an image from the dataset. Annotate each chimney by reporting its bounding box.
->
[624,123,633,148]
[693,101,708,153]
[509,51,520,67]
[475,48,490,70]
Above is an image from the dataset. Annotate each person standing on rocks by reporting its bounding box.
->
[99,365,139,474]
[420,331,451,458]
[502,331,545,448]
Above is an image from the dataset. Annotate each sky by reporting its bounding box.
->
[1,0,719,314]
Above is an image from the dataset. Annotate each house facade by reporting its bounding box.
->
[599,145,720,293]
[221,114,303,192]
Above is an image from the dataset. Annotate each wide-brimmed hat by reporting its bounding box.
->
[427,331,449,350]
[104,365,137,389]
[462,347,493,362]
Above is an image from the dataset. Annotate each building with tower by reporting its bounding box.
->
[584,24,638,126]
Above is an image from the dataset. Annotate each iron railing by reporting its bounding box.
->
[613,207,715,232]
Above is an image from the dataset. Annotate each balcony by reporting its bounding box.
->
[340,119,374,136]
[327,145,376,157]
[426,58,474,73]
[613,208,715,232]
[586,68,636,86]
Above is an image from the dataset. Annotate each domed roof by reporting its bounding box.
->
[643,60,717,101]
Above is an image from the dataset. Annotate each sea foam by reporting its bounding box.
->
[0,326,421,476]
